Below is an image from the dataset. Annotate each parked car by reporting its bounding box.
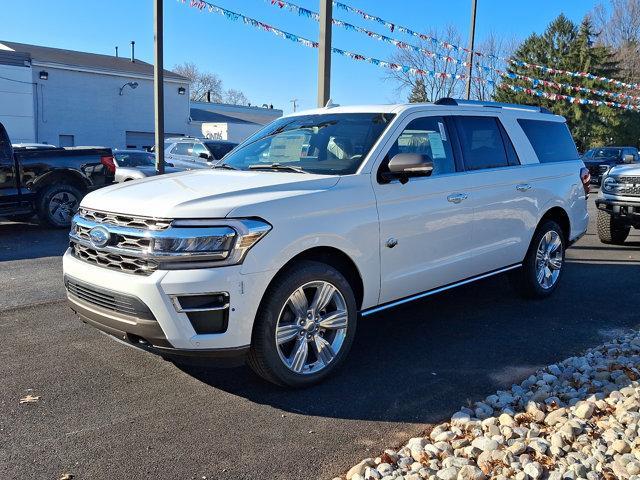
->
[0,122,115,227]
[596,161,640,244]
[113,150,181,183]
[63,99,589,387]
[582,147,639,185]
[163,137,238,170]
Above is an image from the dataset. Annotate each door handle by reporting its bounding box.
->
[516,184,532,192]
[447,193,468,204]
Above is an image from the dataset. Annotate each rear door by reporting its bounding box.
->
[0,123,21,209]
[451,115,536,275]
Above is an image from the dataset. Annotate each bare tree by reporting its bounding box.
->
[172,62,224,102]
[386,25,466,102]
[471,32,514,101]
[592,0,640,82]
[224,89,249,106]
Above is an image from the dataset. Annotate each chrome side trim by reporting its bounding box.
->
[360,264,522,317]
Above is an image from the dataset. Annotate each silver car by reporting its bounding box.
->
[113,150,182,182]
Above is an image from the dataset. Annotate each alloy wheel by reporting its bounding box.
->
[275,281,348,375]
[49,191,79,225]
[535,230,563,289]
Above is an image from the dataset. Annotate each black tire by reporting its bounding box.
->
[247,260,358,388]
[6,213,34,223]
[37,183,83,228]
[597,210,630,245]
[510,220,566,299]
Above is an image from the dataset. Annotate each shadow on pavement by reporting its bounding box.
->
[178,260,640,424]
[0,221,69,262]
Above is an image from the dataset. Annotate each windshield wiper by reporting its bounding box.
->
[249,163,307,173]
[211,163,239,170]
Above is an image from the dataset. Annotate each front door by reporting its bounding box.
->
[372,114,475,304]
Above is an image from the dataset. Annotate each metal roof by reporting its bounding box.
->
[0,40,188,81]
[190,108,259,124]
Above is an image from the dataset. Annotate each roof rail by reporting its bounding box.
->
[434,97,553,114]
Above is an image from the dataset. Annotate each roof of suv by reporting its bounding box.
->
[288,98,564,121]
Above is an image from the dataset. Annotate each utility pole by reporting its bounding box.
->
[154,0,165,174]
[317,0,332,107]
[290,98,299,112]
[465,0,478,100]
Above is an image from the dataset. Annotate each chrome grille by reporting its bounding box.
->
[619,176,640,184]
[72,243,157,276]
[79,207,172,230]
[74,224,152,253]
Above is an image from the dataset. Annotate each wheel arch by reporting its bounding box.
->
[261,246,365,311]
[539,206,571,244]
[31,169,90,196]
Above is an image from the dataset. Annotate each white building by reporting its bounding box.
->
[0,40,191,149]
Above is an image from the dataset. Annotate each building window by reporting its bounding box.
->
[59,134,75,147]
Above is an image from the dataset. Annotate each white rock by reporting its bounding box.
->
[574,402,595,419]
[457,465,485,480]
[523,461,544,479]
[437,467,459,480]
[471,437,499,452]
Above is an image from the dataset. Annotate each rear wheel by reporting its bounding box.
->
[597,210,630,245]
[511,220,565,299]
[247,261,357,387]
[37,183,82,228]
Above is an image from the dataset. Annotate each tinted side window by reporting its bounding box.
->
[381,116,456,178]
[206,143,236,160]
[192,143,209,157]
[518,119,579,163]
[0,124,12,165]
[454,116,509,170]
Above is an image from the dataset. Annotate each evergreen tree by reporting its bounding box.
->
[494,14,639,150]
[408,76,428,103]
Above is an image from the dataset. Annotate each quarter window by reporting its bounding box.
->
[454,116,509,170]
[381,116,455,178]
[517,119,579,163]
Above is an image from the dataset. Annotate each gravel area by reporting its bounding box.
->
[340,330,640,480]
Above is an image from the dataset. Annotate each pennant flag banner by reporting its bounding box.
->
[183,0,640,111]
[500,84,640,111]
[268,0,640,105]
[330,0,640,91]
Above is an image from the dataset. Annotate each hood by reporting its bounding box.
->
[82,169,340,218]
[119,166,182,176]
[608,163,640,176]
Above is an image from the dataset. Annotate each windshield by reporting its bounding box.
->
[592,148,622,160]
[220,113,395,175]
[114,152,156,167]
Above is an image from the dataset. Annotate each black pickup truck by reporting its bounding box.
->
[0,122,115,227]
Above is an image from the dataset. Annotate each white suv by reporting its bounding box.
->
[63,99,589,387]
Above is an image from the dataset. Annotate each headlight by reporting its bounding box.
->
[155,218,271,268]
[602,176,621,193]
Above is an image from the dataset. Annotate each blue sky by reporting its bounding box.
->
[3,0,600,113]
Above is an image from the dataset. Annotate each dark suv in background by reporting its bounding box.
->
[582,147,639,185]
[163,137,238,170]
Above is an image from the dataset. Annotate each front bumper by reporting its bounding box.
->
[63,249,273,355]
[596,198,640,223]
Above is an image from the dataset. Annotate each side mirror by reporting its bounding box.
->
[199,152,212,160]
[382,153,434,184]
[623,154,636,164]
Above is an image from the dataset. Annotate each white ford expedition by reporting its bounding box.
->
[63,98,590,387]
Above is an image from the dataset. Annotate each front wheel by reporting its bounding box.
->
[247,261,357,387]
[597,210,630,245]
[511,220,565,299]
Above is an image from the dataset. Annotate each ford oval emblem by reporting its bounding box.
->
[89,226,110,248]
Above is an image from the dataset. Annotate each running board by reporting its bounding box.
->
[360,264,522,317]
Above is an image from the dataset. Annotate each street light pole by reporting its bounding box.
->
[154,0,165,175]
[317,0,332,107]
[465,0,478,100]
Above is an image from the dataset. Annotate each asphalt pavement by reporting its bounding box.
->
[1,197,639,480]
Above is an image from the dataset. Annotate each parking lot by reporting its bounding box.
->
[1,195,639,480]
